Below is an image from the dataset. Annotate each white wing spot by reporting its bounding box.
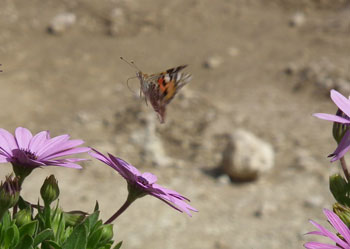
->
[164,74,171,82]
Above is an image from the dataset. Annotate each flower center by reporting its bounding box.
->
[22,149,37,160]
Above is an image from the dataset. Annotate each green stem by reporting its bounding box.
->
[104,197,135,224]
[340,157,350,182]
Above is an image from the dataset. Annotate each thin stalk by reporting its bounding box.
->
[340,157,350,182]
[104,198,134,224]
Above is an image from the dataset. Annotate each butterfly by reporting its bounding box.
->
[121,57,192,123]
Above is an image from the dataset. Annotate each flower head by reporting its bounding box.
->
[304,209,350,249]
[314,90,350,162]
[0,127,90,170]
[89,149,197,217]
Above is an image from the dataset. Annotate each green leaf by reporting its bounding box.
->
[41,240,62,249]
[62,224,88,249]
[84,211,99,231]
[33,228,53,247]
[94,202,99,212]
[14,234,34,249]
[113,241,122,249]
[4,225,20,248]
[19,221,38,238]
[87,227,102,249]
[18,197,31,210]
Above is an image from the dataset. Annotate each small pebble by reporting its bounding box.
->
[48,13,76,34]
[203,56,223,69]
[289,12,305,27]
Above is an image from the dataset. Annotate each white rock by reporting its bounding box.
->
[109,8,126,36]
[304,195,324,208]
[203,56,223,69]
[48,13,76,34]
[220,129,275,181]
[131,113,172,167]
[289,12,305,27]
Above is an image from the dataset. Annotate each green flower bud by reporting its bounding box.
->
[333,109,349,144]
[12,163,34,186]
[100,224,114,242]
[63,210,88,227]
[333,203,350,227]
[0,175,20,214]
[40,175,60,205]
[14,208,32,227]
[329,174,350,205]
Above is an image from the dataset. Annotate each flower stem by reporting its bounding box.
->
[104,197,135,224]
[340,157,350,182]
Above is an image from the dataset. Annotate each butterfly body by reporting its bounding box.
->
[136,65,191,123]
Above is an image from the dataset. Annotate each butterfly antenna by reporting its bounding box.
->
[120,56,141,71]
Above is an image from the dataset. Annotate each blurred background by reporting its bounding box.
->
[1,0,350,248]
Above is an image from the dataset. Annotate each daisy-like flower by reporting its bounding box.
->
[304,208,350,249]
[0,127,90,181]
[314,90,350,162]
[89,149,197,223]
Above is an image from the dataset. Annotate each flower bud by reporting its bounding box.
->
[333,203,350,227]
[40,175,60,205]
[63,210,88,227]
[14,208,32,227]
[0,175,20,212]
[333,109,349,144]
[329,174,350,205]
[100,224,114,242]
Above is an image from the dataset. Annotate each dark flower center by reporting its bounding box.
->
[137,176,150,186]
[22,149,37,160]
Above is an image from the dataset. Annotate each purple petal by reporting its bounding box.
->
[142,172,157,185]
[108,154,141,180]
[15,127,33,150]
[0,128,18,155]
[89,150,111,165]
[0,156,9,163]
[28,131,50,152]
[42,160,83,169]
[313,113,350,124]
[309,219,348,248]
[331,90,350,118]
[36,134,70,157]
[40,147,90,160]
[329,130,350,162]
[304,242,341,249]
[324,209,350,245]
[307,230,327,236]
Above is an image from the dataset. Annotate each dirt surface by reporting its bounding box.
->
[1,0,350,248]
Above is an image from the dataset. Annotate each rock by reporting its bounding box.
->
[108,8,126,36]
[254,202,277,217]
[289,12,305,27]
[131,113,172,167]
[47,13,76,34]
[304,195,324,208]
[203,56,223,69]
[220,129,275,181]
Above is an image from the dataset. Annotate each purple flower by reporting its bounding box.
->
[304,209,350,249]
[0,127,90,169]
[89,149,197,219]
[314,90,350,162]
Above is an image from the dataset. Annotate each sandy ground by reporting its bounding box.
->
[1,0,350,248]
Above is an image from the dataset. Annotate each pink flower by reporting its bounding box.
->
[89,149,197,220]
[314,90,350,162]
[304,209,350,249]
[0,127,90,169]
